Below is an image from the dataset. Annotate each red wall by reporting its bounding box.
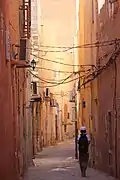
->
[96,2,120,178]
[0,1,19,179]
[0,0,27,179]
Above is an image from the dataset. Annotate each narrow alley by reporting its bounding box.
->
[1,0,120,179]
[24,140,115,180]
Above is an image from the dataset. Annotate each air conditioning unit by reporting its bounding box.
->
[45,88,50,98]
[20,39,26,60]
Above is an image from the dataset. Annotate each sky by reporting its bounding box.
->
[98,0,105,13]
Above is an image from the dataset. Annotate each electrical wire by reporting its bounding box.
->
[36,66,75,73]
[40,77,75,82]
[40,69,91,83]
[31,53,80,66]
[80,45,120,88]
[29,70,74,85]
[29,49,114,88]
[36,39,120,49]
[31,51,111,67]
[36,75,84,88]
[29,67,91,85]
[35,46,120,88]
[29,69,87,87]
[35,72,91,88]
[8,20,120,51]
[29,39,120,53]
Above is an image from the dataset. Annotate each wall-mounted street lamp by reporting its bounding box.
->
[9,43,37,70]
[31,59,36,70]
[11,58,36,71]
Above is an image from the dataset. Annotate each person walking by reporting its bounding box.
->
[78,126,90,177]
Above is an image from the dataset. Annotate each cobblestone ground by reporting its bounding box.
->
[24,140,116,180]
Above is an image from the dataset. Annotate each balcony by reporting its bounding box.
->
[19,0,31,39]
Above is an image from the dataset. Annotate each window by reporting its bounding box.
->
[64,124,67,133]
[108,1,115,17]
[32,82,37,94]
[68,113,70,119]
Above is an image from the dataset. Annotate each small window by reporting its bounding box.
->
[108,1,115,17]
[64,124,67,133]
[68,113,70,119]
[32,82,37,94]
[82,100,86,108]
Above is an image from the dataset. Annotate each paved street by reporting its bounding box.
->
[24,140,116,180]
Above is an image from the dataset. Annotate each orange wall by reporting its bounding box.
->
[0,0,31,179]
[0,0,19,179]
